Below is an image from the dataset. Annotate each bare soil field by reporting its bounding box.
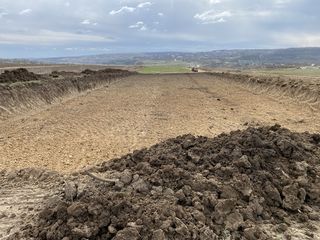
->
[0,70,320,239]
[0,73,319,172]
[0,68,134,118]
[0,64,137,75]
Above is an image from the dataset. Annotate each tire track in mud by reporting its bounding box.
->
[0,180,61,239]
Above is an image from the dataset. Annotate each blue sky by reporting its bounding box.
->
[0,0,319,58]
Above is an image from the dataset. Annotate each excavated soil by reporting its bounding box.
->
[0,68,134,117]
[13,125,320,240]
[1,73,320,173]
[0,68,40,83]
[209,72,320,109]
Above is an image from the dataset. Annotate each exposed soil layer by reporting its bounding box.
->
[1,73,320,173]
[0,68,134,117]
[0,168,64,240]
[19,126,320,240]
[209,72,320,108]
[0,68,40,83]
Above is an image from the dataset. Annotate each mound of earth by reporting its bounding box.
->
[0,68,40,83]
[0,68,134,118]
[21,125,320,240]
[82,68,133,77]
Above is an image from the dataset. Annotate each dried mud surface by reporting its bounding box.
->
[11,125,320,240]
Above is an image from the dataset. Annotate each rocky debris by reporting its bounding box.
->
[21,125,320,239]
[0,68,40,83]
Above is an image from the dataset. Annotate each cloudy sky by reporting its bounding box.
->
[0,0,319,58]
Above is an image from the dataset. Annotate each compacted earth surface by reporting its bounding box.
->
[0,69,319,239]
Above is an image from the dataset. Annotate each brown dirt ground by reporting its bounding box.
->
[0,73,319,173]
[0,65,138,74]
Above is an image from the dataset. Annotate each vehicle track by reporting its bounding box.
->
[0,173,62,239]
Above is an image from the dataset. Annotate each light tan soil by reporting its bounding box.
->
[0,73,319,173]
[0,170,63,239]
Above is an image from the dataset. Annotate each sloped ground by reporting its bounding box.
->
[209,72,320,109]
[0,68,134,118]
[8,125,320,240]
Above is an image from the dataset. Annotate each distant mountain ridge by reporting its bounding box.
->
[30,47,320,68]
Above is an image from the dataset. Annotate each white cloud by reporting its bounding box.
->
[140,26,147,31]
[275,33,320,47]
[109,6,136,15]
[0,8,8,18]
[129,21,144,28]
[81,19,91,25]
[208,0,222,4]
[158,12,164,16]
[137,2,152,8]
[81,19,98,26]
[194,10,232,24]
[19,9,32,15]
[65,47,110,52]
[65,2,71,7]
[274,0,292,4]
[0,30,112,45]
[109,2,151,15]
[129,21,147,31]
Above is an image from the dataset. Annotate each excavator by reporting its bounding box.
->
[191,67,199,72]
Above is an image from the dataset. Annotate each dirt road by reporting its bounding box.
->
[0,73,319,173]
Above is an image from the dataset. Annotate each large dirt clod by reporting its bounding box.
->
[0,68,40,83]
[21,125,320,239]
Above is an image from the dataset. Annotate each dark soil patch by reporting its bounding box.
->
[21,125,320,239]
[0,68,41,83]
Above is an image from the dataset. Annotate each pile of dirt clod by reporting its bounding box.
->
[0,68,40,83]
[82,68,133,77]
[22,125,320,240]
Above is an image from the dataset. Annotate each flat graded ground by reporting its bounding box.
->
[0,73,319,173]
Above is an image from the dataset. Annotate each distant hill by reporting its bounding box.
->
[27,47,320,68]
[0,59,36,67]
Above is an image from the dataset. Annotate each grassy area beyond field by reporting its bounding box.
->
[139,65,191,74]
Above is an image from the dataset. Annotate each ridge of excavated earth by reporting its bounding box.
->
[2,125,320,240]
[209,72,320,109]
[0,68,134,118]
